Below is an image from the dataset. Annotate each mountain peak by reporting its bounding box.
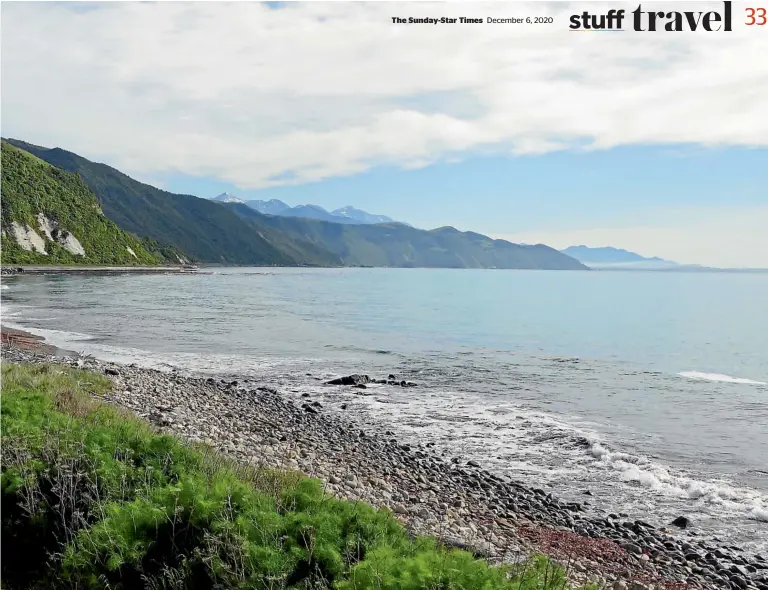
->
[211,192,245,204]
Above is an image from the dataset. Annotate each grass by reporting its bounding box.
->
[1,363,597,590]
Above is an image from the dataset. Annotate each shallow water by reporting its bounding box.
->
[2,267,767,550]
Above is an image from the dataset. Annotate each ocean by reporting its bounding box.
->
[2,267,766,551]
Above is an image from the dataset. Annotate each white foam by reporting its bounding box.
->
[751,506,768,522]
[679,371,766,385]
[589,440,768,518]
[1,284,9,290]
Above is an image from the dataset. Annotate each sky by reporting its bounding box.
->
[2,1,766,267]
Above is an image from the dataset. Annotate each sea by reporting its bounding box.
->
[2,268,766,552]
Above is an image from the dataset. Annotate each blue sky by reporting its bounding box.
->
[3,1,766,266]
[158,144,766,238]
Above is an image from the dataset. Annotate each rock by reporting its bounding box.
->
[671,516,691,529]
[326,374,370,386]
[354,384,367,389]
[105,368,120,376]
[620,541,643,555]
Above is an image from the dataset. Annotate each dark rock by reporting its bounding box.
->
[326,374,370,386]
[467,460,481,468]
[105,368,120,376]
[354,384,368,389]
[671,516,691,529]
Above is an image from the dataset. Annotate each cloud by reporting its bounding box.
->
[2,2,766,187]
[496,205,768,268]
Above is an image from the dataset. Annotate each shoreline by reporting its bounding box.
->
[1,265,198,276]
[2,333,766,590]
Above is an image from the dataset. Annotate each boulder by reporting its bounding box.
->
[325,374,370,386]
[671,516,690,529]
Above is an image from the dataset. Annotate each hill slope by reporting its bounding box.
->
[0,142,162,265]
[225,203,586,270]
[4,139,325,266]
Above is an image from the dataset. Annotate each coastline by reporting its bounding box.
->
[2,332,766,590]
[1,265,198,276]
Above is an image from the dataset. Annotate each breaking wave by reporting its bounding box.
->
[679,371,766,385]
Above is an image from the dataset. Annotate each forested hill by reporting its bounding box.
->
[0,141,169,265]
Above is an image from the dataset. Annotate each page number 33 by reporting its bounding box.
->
[745,7,767,25]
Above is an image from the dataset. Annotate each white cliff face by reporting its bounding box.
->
[126,246,138,259]
[56,230,85,256]
[36,213,57,241]
[10,221,48,255]
[33,213,86,256]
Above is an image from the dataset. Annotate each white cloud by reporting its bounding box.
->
[2,2,766,188]
[496,205,768,268]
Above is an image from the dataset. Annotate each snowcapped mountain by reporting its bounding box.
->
[331,206,396,225]
[208,194,407,226]
[244,199,291,216]
[211,192,246,204]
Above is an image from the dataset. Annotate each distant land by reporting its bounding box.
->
[211,193,407,226]
[2,138,585,270]
[561,245,682,270]
[561,245,768,273]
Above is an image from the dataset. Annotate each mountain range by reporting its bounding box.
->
[2,138,586,270]
[211,193,404,226]
[561,245,682,269]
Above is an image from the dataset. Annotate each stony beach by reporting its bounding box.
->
[2,339,766,590]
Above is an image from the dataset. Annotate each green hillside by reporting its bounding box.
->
[4,139,339,266]
[0,142,167,266]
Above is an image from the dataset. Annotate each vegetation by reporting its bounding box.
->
[1,141,172,265]
[3,139,335,266]
[4,139,586,270]
[1,362,592,590]
[227,203,585,270]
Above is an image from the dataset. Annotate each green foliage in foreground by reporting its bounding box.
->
[1,363,590,590]
[0,141,178,265]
